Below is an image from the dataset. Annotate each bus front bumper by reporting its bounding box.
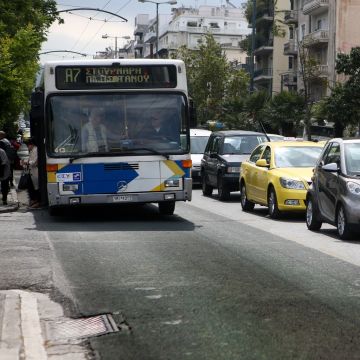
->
[47,178,192,207]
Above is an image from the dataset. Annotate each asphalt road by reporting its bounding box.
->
[20,190,360,360]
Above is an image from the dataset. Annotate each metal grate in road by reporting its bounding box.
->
[46,314,119,341]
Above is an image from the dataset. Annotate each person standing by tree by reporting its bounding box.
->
[0,147,11,205]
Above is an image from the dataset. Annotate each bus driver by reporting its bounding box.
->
[81,108,109,152]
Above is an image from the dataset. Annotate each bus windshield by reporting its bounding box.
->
[47,93,188,157]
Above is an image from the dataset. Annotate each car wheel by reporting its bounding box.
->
[202,173,213,196]
[218,175,230,201]
[240,183,255,211]
[268,187,281,219]
[337,205,352,240]
[306,197,322,231]
[158,201,175,215]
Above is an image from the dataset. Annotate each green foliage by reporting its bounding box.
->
[263,91,305,136]
[174,33,230,124]
[0,0,59,134]
[322,46,360,136]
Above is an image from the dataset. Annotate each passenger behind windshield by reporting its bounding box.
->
[81,108,109,153]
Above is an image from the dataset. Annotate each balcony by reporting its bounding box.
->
[144,31,156,43]
[134,39,144,49]
[282,71,297,86]
[254,68,273,82]
[283,40,297,56]
[254,40,273,55]
[284,10,298,25]
[256,10,274,23]
[303,0,329,15]
[302,29,329,47]
[315,64,329,77]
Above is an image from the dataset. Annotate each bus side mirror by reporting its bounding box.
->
[189,98,197,128]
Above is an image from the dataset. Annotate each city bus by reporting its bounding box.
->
[30,59,195,215]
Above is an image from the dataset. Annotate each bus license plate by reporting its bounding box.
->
[113,195,132,202]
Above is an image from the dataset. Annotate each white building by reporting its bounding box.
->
[133,5,250,64]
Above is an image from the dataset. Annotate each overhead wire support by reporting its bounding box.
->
[54,8,128,22]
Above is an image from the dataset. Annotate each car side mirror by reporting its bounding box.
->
[322,162,339,172]
[255,159,269,167]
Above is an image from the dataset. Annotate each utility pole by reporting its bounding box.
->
[250,0,256,93]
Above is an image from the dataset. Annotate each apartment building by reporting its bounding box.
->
[252,0,290,95]
[132,5,249,64]
[283,0,360,101]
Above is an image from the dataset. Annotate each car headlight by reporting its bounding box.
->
[227,166,240,173]
[347,181,360,195]
[279,177,305,189]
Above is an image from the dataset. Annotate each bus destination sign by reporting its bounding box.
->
[55,65,177,90]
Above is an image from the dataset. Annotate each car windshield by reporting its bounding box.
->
[191,136,209,154]
[344,143,360,176]
[222,135,267,155]
[275,146,322,168]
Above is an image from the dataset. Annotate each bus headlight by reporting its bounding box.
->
[164,179,180,187]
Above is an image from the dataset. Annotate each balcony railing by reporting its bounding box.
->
[254,68,273,80]
[282,71,297,86]
[254,40,274,55]
[284,10,298,24]
[303,29,329,46]
[283,40,297,55]
[303,0,329,15]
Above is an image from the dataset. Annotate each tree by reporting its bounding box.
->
[0,0,59,135]
[335,47,360,134]
[263,91,305,136]
[173,33,230,124]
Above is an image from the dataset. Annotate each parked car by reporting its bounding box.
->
[306,138,360,240]
[240,141,324,218]
[201,130,267,200]
[189,128,212,185]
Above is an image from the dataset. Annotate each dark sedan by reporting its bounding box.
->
[201,130,267,200]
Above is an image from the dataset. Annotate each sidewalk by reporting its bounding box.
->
[0,290,89,359]
[0,187,19,214]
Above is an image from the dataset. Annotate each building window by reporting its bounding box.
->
[289,27,294,40]
[210,22,219,28]
[316,19,322,31]
[301,24,306,40]
[187,21,197,27]
[289,57,293,70]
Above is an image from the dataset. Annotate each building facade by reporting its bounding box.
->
[131,5,249,65]
[283,0,360,101]
[252,0,290,95]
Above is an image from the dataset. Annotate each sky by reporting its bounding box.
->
[40,0,246,63]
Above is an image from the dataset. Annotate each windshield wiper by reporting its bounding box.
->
[129,147,169,159]
[69,148,169,163]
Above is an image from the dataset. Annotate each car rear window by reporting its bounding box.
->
[223,135,267,155]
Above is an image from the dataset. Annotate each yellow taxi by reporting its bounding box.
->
[240,141,324,218]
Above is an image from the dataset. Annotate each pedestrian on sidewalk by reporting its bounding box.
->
[21,138,40,208]
[0,147,11,205]
[0,131,17,187]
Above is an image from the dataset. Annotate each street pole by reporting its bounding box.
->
[250,0,256,93]
[115,36,118,59]
[156,2,159,58]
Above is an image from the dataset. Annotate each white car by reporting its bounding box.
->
[190,129,211,185]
